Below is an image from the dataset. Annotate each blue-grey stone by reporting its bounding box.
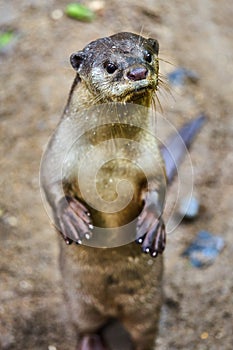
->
[179,196,199,219]
[182,230,225,268]
[167,67,199,86]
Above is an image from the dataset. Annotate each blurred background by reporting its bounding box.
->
[0,1,232,349]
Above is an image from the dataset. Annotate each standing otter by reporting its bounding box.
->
[41,32,204,350]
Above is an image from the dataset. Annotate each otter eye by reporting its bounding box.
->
[144,52,152,63]
[104,62,118,74]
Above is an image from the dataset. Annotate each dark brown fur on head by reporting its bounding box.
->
[70,32,159,106]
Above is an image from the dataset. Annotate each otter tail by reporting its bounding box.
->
[160,114,206,184]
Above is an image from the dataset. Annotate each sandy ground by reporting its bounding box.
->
[0,0,232,349]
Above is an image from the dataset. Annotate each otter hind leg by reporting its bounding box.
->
[77,334,109,350]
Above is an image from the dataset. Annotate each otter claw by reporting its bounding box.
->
[65,237,73,245]
[141,218,166,255]
[135,237,143,244]
[137,222,166,257]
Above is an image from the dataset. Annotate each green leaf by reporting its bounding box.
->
[0,31,14,50]
[65,3,95,22]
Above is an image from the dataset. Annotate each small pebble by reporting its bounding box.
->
[179,196,199,219]
[200,332,209,340]
[182,230,225,268]
[167,67,199,86]
[4,215,18,227]
[50,9,63,20]
[88,0,105,12]
[215,330,224,339]
[48,346,57,350]
[19,280,33,291]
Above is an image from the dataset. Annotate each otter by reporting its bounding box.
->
[41,32,205,350]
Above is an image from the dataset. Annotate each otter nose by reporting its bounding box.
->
[127,66,148,81]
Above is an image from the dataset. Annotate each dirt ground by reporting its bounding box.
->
[0,0,232,349]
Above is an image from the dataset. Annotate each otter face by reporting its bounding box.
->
[70,32,159,106]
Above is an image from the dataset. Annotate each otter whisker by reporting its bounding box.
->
[157,57,175,66]
[152,92,163,114]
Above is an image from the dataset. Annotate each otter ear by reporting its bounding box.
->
[70,51,86,71]
[147,38,159,55]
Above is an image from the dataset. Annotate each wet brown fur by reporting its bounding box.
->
[43,32,165,350]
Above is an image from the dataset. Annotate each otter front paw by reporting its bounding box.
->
[56,196,93,245]
[136,192,166,257]
[136,217,166,257]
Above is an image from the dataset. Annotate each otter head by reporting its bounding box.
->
[70,32,159,107]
